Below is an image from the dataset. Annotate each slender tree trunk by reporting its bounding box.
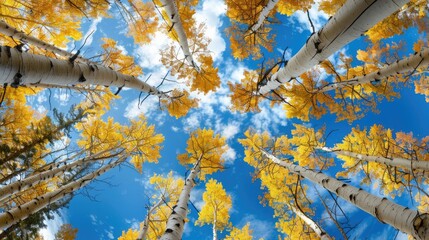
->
[0,20,94,64]
[212,209,218,240]
[0,221,18,239]
[315,48,429,93]
[248,0,279,33]
[160,156,202,240]
[0,46,169,98]
[290,205,329,240]
[0,149,114,203]
[137,197,165,240]
[0,108,87,166]
[259,0,409,94]
[260,149,429,240]
[158,0,200,72]
[319,147,429,171]
[0,158,124,229]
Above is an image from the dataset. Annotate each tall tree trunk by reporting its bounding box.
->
[0,158,124,229]
[248,0,279,33]
[289,205,330,240]
[160,156,202,240]
[315,48,429,93]
[260,149,429,240]
[259,0,410,94]
[0,46,169,98]
[319,147,429,171]
[137,197,165,240]
[212,209,218,240]
[158,0,200,72]
[0,149,115,203]
[0,21,94,64]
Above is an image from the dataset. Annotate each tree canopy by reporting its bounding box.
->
[0,0,428,239]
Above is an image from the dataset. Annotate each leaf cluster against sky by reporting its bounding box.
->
[0,0,428,239]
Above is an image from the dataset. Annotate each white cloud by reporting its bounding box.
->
[135,31,169,72]
[125,218,141,230]
[239,214,274,240]
[221,122,240,140]
[53,90,71,106]
[222,147,236,165]
[277,47,293,60]
[105,229,114,239]
[194,0,226,61]
[291,3,328,33]
[124,97,161,119]
[251,102,288,133]
[171,126,180,132]
[39,211,65,240]
[190,187,205,210]
[89,214,104,226]
[82,17,102,47]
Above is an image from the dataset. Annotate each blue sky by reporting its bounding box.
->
[27,1,429,239]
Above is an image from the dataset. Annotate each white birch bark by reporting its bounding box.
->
[248,0,279,33]
[0,150,111,203]
[212,209,217,240]
[137,197,165,240]
[260,149,429,240]
[290,205,329,240]
[0,158,124,229]
[315,48,429,93]
[159,0,200,72]
[0,46,169,98]
[0,21,94,65]
[160,156,202,240]
[259,0,410,94]
[319,147,429,171]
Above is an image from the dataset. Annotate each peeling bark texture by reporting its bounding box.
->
[259,0,410,94]
[0,21,94,64]
[159,0,200,72]
[319,147,429,171]
[249,0,279,33]
[0,46,169,98]
[160,157,202,240]
[0,150,110,204]
[137,197,164,240]
[290,205,330,240]
[316,48,429,92]
[261,149,429,240]
[0,158,124,229]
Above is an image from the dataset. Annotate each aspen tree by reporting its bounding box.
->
[135,172,184,240]
[0,21,94,64]
[259,0,410,94]
[0,45,168,97]
[157,0,200,71]
[240,130,429,239]
[226,0,314,60]
[160,129,227,240]
[0,157,125,229]
[0,149,116,202]
[196,179,232,240]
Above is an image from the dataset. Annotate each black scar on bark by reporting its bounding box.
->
[165,228,174,233]
[78,74,86,83]
[11,72,22,88]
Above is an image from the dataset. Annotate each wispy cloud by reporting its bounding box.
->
[82,17,103,47]
[39,210,66,240]
[291,3,328,33]
[239,214,275,240]
[194,0,226,61]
